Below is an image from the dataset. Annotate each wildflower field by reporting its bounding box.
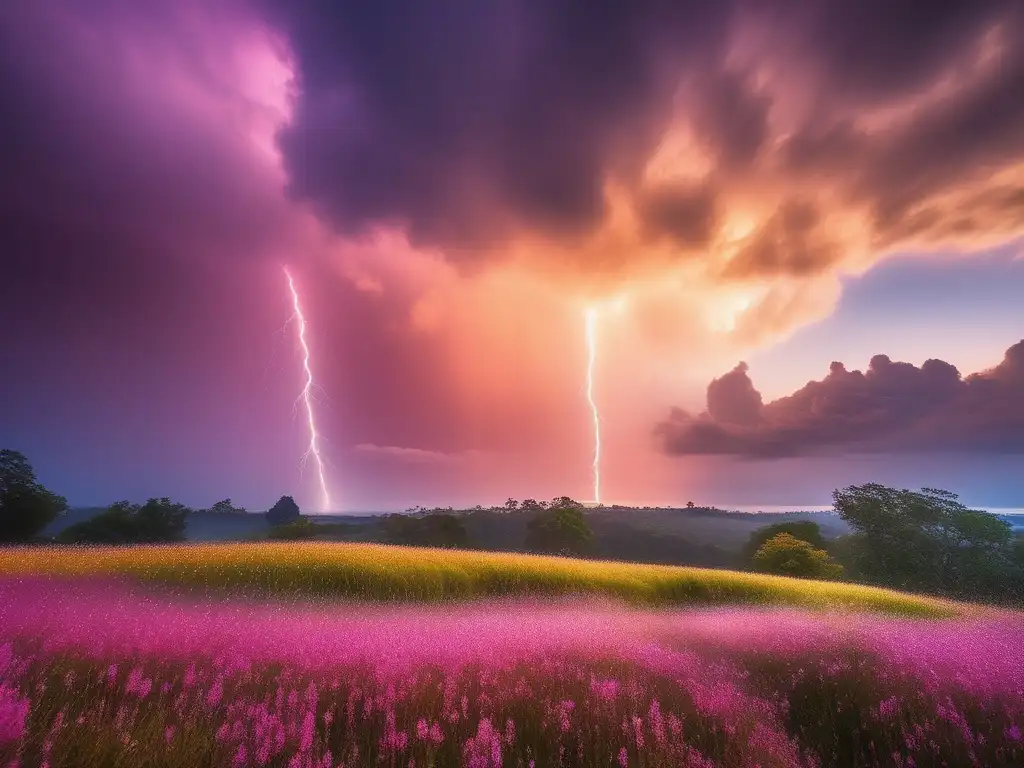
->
[0,544,1021,767]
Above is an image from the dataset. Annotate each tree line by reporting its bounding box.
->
[2,449,1021,605]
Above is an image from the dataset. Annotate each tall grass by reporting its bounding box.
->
[1,578,1021,767]
[0,543,960,617]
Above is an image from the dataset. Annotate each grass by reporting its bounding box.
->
[0,542,962,617]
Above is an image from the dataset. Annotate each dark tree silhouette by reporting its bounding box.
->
[0,449,68,542]
[57,498,190,544]
[209,498,246,515]
[524,499,593,557]
[267,495,301,526]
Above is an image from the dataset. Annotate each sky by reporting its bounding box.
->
[1,0,1022,513]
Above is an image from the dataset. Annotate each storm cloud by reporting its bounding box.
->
[657,340,1024,457]
[261,0,1024,280]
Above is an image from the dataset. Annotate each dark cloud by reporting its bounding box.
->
[3,0,1022,290]
[637,182,718,249]
[256,0,1024,281]
[706,362,763,426]
[688,69,772,170]
[263,0,734,257]
[788,0,1010,101]
[656,340,1024,457]
[0,1,297,271]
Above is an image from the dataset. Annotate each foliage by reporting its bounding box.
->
[752,533,844,580]
[207,498,247,515]
[525,499,593,556]
[0,449,68,543]
[382,513,469,549]
[56,498,190,544]
[0,542,955,616]
[833,483,1021,602]
[266,496,301,526]
[268,517,316,541]
[741,520,826,565]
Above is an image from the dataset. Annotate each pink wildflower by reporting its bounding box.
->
[429,721,444,745]
[0,684,30,747]
[206,678,224,709]
[300,710,315,752]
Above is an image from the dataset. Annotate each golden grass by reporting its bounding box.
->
[0,542,963,617]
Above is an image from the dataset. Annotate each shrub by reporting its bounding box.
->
[741,521,826,565]
[753,533,844,580]
[268,518,317,541]
[382,513,469,548]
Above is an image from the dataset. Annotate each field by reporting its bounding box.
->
[1,543,1021,767]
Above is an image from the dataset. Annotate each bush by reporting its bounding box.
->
[382,513,469,548]
[268,518,317,541]
[752,533,844,580]
[741,521,826,565]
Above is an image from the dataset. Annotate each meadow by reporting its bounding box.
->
[0,543,1021,767]
[0,543,957,616]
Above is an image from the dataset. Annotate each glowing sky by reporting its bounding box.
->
[1,0,1022,511]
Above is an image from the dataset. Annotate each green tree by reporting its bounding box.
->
[752,533,844,580]
[833,483,1018,600]
[741,521,826,565]
[0,449,68,543]
[267,495,301,526]
[524,501,593,556]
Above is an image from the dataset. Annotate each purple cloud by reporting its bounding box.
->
[657,340,1024,457]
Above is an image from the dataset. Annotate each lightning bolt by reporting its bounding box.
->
[584,307,601,505]
[284,266,331,512]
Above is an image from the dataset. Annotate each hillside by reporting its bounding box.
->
[0,541,960,617]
